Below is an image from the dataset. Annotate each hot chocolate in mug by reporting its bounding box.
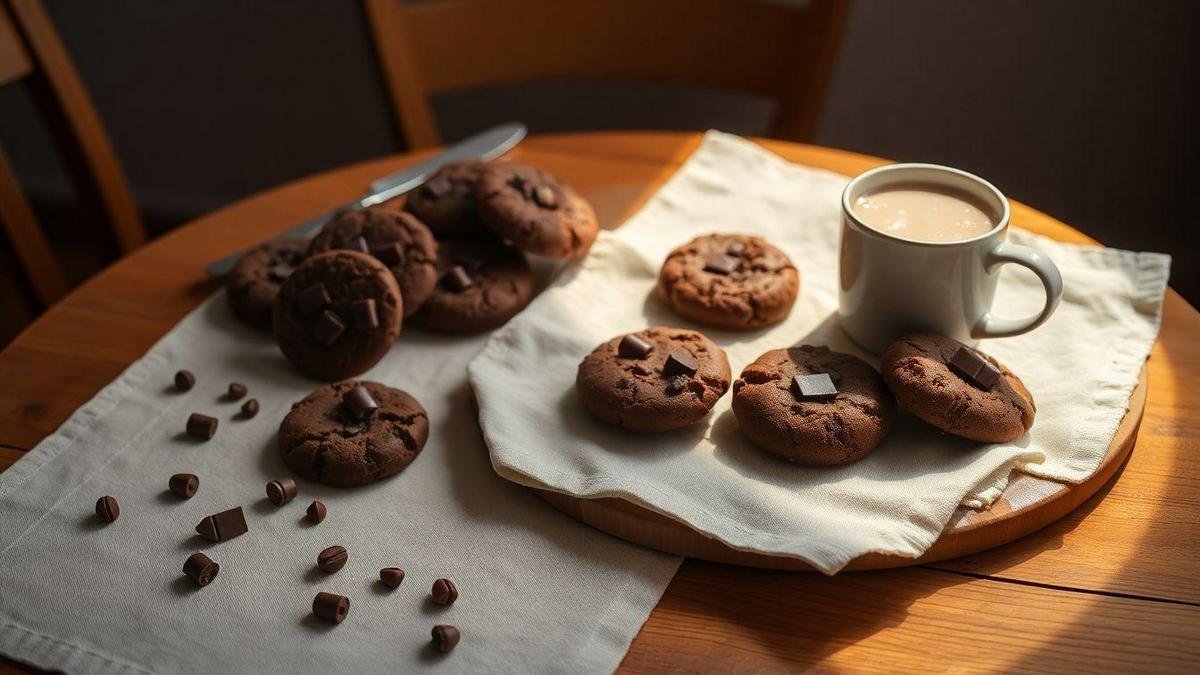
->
[838,163,1063,353]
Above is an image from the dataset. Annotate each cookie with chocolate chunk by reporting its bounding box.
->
[576,327,731,432]
[880,333,1035,443]
[732,345,895,464]
[403,161,491,240]
[414,240,534,334]
[225,240,308,331]
[476,163,598,260]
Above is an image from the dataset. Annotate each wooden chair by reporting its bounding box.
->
[0,0,144,306]
[364,0,850,149]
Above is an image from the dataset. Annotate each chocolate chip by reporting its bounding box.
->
[442,265,474,292]
[662,348,698,378]
[306,500,327,524]
[431,625,461,653]
[183,552,219,587]
[174,370,195,392]
[226,382,247,400]
[380,567,405,589]
[295,283,330,316]
[312,592,349,624]
[186,413,218,440]
[313,310,346,347]
[431,578,458,605]
[169,473,199,499]
[974,361,1001,389]
[791,373,838,402]
[266,478,297,506]
[704,253,740,275]
[196,506,248,542]
[342,385,379,421]
[948,346,1000,390]
[617,334,654,359]
[423,177,452,198]
[532,184,558,209]
[95,496,120,523]
[370,242,403,266]
[240,398,260,418]
[318,545,348,573]
[345,236,370,254]
[350,299,379,330]
[267,263,293,283]
[726,241,746,257]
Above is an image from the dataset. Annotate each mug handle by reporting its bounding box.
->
[972,242,1064,339]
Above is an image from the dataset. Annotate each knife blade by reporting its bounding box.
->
[204,122,527,277]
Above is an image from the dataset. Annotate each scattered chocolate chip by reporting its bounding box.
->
[379,567,405,589]
[183,552,219,587]
[532,184,558,209]
[226,382,247,400]
[342,385,379,421]
[726,241,746,257]
[665,374,690,395]
[370,242,403,266]
[423,177,452,198]
[662,348,698,378]
[295,283,331,316]
[266,478,297,506]
[186,413,219,440]
[617,334,654,359]
[313,592,350,624]
[95,496,120,523]
[196,506,248,542]
[169,473,199,499]
[350,299,379,330]
[313,310,346,347]
[431,625,461,653]
[442,265,474,292]
[703,253,740,275]
[318,545,348,573]
[346,236,370,254]
[791,373,838,402]
[431,578,458,605]
[240,398,260,418]
[174,370,195,392]
[306,500,327,524]
[267,263,293,283]
[948,346,1000,390]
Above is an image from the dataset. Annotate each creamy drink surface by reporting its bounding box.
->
[852,183,996,243]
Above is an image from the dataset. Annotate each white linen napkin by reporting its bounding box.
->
[0,292,680,673]
[470,131,1171,575]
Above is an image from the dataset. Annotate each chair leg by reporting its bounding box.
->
[0,143,68,306]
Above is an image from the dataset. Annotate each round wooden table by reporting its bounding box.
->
[1,133,1197,672]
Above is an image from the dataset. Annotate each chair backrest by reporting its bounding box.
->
[0,0,144,306]
[364,0,849,148]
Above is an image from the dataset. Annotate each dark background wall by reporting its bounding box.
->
[1,0,1196,343]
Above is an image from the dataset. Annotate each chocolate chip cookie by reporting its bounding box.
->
[403,161,491,240]
[657,234,799,330]
[279,380,429,486]
[414,240,535,334]
[576,327,731,432]
[273,251,403,381]
[476,162,599,259]
[308,206,438,317]
[732,345,895,465]
[225,240,308,331]
[880,333,1036,442]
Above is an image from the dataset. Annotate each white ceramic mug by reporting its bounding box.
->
[838,163,1063,353]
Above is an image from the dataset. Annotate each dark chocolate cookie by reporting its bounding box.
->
[403,161,491,240]
[657,233,799,330]
[414,240,535,334]
[308,206,438,317]
[732,345,895,465]
[576,327,731,432]
[273,251,402,381]
[880,333,1035,443]
[279,380,428,486]
[225,240,308,331]
[476,162,598,260]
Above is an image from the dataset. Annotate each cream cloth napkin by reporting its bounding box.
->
[470,131,1171,574]
[0,292,680,673]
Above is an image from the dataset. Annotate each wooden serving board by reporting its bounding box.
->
[534,368,1147,571]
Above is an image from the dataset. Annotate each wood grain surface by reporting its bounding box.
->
[1,132,1197,672]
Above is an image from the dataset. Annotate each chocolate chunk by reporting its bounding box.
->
[370,242,403,266]
[186,413,218,440]
[266,478,297,506]
[313,592,350,624]
[342,385,379,421]
[974,361,1001,389]
[196,506,248,542]
[267,263,293,283]
[350,299,379,330]
[791,373,838,402]
[726,241,746,257]
[662,348,698,378]
[169,473,199,499]
[295,283,330,316]
[346,236,370,254]
[313,310,346,347]
[183,552,219,587]
[240,398,260,418]
[306,500,327,524]
[431,625,461,653]
[665,374,690,395]
[174,370,195,392]
[431,578,458,605]
[532,184,558,209]
[617,334,654,359]
[95,496,120,523]
[423,177,452,198]
[948,346,1000,390]
[226,382,247,401]
[318,545,348,573]
[380,567,405,589]
[703,253,740,275]
[442,265,474,292]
